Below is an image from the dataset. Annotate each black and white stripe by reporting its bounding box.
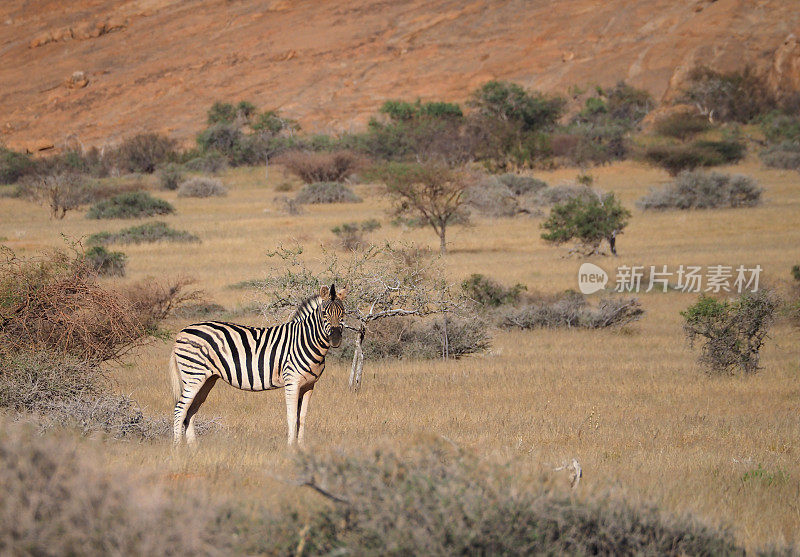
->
[169,284,346,445]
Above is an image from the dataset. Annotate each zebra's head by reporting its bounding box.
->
[319,284,347,348]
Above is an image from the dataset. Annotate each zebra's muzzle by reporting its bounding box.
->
[330,327,342,348]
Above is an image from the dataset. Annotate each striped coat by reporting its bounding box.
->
[169,285,346,445]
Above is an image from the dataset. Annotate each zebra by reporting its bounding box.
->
[169,284,346,446]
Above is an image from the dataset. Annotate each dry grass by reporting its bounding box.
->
[1,158,799,551]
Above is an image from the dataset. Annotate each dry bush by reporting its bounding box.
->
[121,277,201,333]
[266,442,743,556]
[277,149,363,183]
[17,175,148,219]
[295,182,362,204]
[760,141,800,170]
[111,132,177,173]
[534,183,598,206]
[18,173,91,219]
[638,171,763,211]
[172,301,226,319]
[499,292,644,329]
[463,175,520,217]
[177,176,228,198]
[331,219,381,250]
[0,418,223,555]
[0,249,196,361]
[334,315,490,361]
[0,351,172,438]
[496,173,548,196]
[273,195,303,214]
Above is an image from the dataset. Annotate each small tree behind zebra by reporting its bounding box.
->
[259,243,464,391]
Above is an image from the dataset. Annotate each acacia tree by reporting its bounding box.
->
[23,173,90,219]
[372,162,471,254]
[258,243,461,391]
[541,191,631,256]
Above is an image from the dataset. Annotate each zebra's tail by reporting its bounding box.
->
[169,350,181,403]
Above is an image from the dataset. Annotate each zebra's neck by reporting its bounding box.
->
[292,298,331,362]
[292,295,322,322]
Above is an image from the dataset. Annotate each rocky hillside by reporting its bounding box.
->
[2,0,799,153]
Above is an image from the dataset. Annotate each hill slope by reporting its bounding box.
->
[2,0,799,151]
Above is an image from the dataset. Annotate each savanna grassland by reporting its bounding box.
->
[1,155,798,551]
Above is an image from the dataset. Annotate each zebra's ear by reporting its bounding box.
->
[319,285,330,299]
[335,286,348,301]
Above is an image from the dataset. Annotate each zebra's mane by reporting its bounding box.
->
[291,295,322,322]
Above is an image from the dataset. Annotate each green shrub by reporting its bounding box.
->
[541,191,631,255]
[295,182,362,204]
[681,290,778,374]
[0,147,34,184]
[643,139,745,175]
[693,139,745,164]
[461,273,526,307]
[158,163,183,190]
[207,101,238,125]
[112,133,177,173]
[177,177,228,198]
[654,112,712,140]
[183,151,229,174]
[83,246,126,277]
[638,171,762,210]
[380,99,463,121]
[759,111,800,143]
[196,123,244,157]
[760,141,800,170]
[86,191,175,219]
[469,81,565,132]
[87,221,199,245]
[642,143,709,175]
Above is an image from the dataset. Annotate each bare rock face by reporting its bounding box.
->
[3,1,799,151]
[767,34,800,97]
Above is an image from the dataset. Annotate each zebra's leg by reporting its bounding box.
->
[173,376,208,446]
[184,376,218,445]
[284,381,302,446]
[297,385,314,446]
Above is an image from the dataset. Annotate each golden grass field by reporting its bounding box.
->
[1,158,799,551]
